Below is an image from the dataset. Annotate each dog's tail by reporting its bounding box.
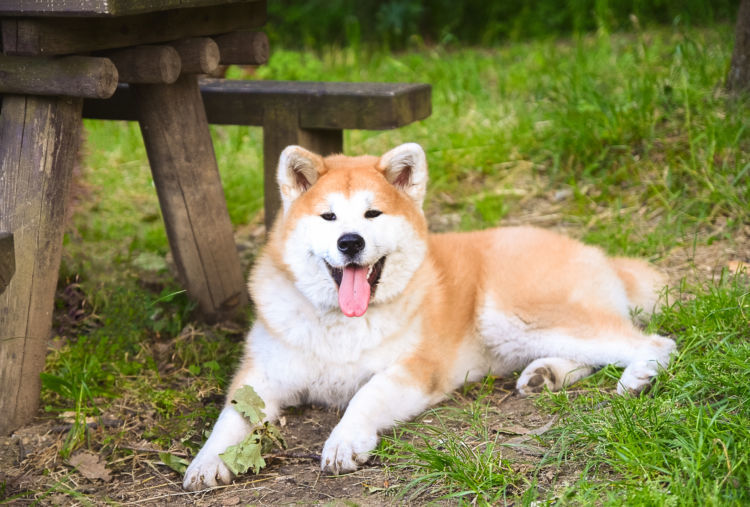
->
[610,257,667,321]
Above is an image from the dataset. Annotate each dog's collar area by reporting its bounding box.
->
[326,256,386,295]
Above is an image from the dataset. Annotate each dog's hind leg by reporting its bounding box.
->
[481,308,675,396]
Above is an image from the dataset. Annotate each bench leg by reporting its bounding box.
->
[0,95,82,435]
[132,75,247,322]
[263,106,343,229]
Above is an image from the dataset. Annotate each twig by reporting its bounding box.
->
[267,451,321,461]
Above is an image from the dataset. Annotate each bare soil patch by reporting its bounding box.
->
[1,378,560,505]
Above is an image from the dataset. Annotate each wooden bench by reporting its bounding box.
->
[82,79,432,228]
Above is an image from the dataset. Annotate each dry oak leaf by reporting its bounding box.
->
[69,450,112,482]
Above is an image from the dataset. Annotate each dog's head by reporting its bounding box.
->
[271,143,430,317]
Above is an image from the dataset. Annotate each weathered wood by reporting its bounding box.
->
[170,37,220,74]
[0,0,258,17]
[0,232,14,295]
[0,54,118,98]
[1,1,266,56]
[212,31,268,65]
[0,95,83,435]
[132,75,247,322]
[102,45,181,84]
[262,104,344,229]
[83,80,433,130]
[728,0,750,92]
[82,79,431,228]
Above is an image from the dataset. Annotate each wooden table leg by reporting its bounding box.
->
[0,95,82,435]
[263,105,343,229]
[132,75,247,322]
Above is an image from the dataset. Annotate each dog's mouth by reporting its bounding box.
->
[326,257,386,317]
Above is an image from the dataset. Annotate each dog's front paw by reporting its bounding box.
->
[321,427,378,475]
[183,449,234,491]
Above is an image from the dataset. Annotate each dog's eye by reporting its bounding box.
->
[364,209,382,219]
[320,212,336,221]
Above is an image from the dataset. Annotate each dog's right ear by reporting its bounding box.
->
[277,145,324,212]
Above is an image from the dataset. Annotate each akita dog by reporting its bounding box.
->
[182,143,675,490]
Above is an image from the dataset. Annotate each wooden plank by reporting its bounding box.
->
[213,30,268,65]
[0,0,258,17]
[0,54,118,98]
[132,75,247,322]
[170,37,220,74]
[102,45,181,84]
[262,103,343,229]
[0,232,14,295]
[1,1,266,55]
[0,94,83,435]
[82,80,432,130]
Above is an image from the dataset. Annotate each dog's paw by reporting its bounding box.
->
[617,360,661,396]
[516,364,557,396]
[182,449,234,491]
[321,427,378,475]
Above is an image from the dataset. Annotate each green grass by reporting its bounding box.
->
[538,272,749,505]
[35,21,750,505]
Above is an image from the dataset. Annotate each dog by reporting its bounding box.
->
[182,143,675,490]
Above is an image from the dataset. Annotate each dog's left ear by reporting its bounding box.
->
[378,143,428,207]
[277,145,324,212]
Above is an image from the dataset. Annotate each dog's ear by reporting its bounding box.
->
[378,143,428,206]
[277,145,324,212]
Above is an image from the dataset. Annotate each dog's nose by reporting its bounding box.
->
[337,233,365,257]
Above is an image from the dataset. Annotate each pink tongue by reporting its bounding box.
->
[338,266,371,317]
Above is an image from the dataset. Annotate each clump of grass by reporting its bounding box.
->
[376,401,522,504]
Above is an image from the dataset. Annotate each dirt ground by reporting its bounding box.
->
[1,378,566,505]
[2,184,748,506]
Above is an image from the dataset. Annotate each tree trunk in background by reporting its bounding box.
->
[728,0,750,92]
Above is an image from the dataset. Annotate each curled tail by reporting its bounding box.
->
[610,257,667,321]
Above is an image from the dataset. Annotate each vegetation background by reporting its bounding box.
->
[2,0,748,505]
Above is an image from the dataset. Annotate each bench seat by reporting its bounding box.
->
[82,79,432,227]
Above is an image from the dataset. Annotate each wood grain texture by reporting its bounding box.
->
[728,0,750,92]
[132,75,247,322]
[213,30,268,65]
[1,1,266,55]
[102,45,181,83]
[0,54,118,98]
[0,95,82,435]
[0,0,259,17]
[170,37,220,74]
[263,103,343,229]
[0,232,14,295]
[83,80,433,129]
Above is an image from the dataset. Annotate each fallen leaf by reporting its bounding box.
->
[230,385,266,424]
[222,496,241,506]
[159,452,189,474]
[220,434,265,475]
[69,450,111,482]
[506,416,559,445]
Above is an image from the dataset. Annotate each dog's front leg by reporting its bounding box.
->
[321,368,439,474]
[183,324,290,491]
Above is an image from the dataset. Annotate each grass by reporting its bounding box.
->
[535,271,749,505]
[16,20,749,505]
